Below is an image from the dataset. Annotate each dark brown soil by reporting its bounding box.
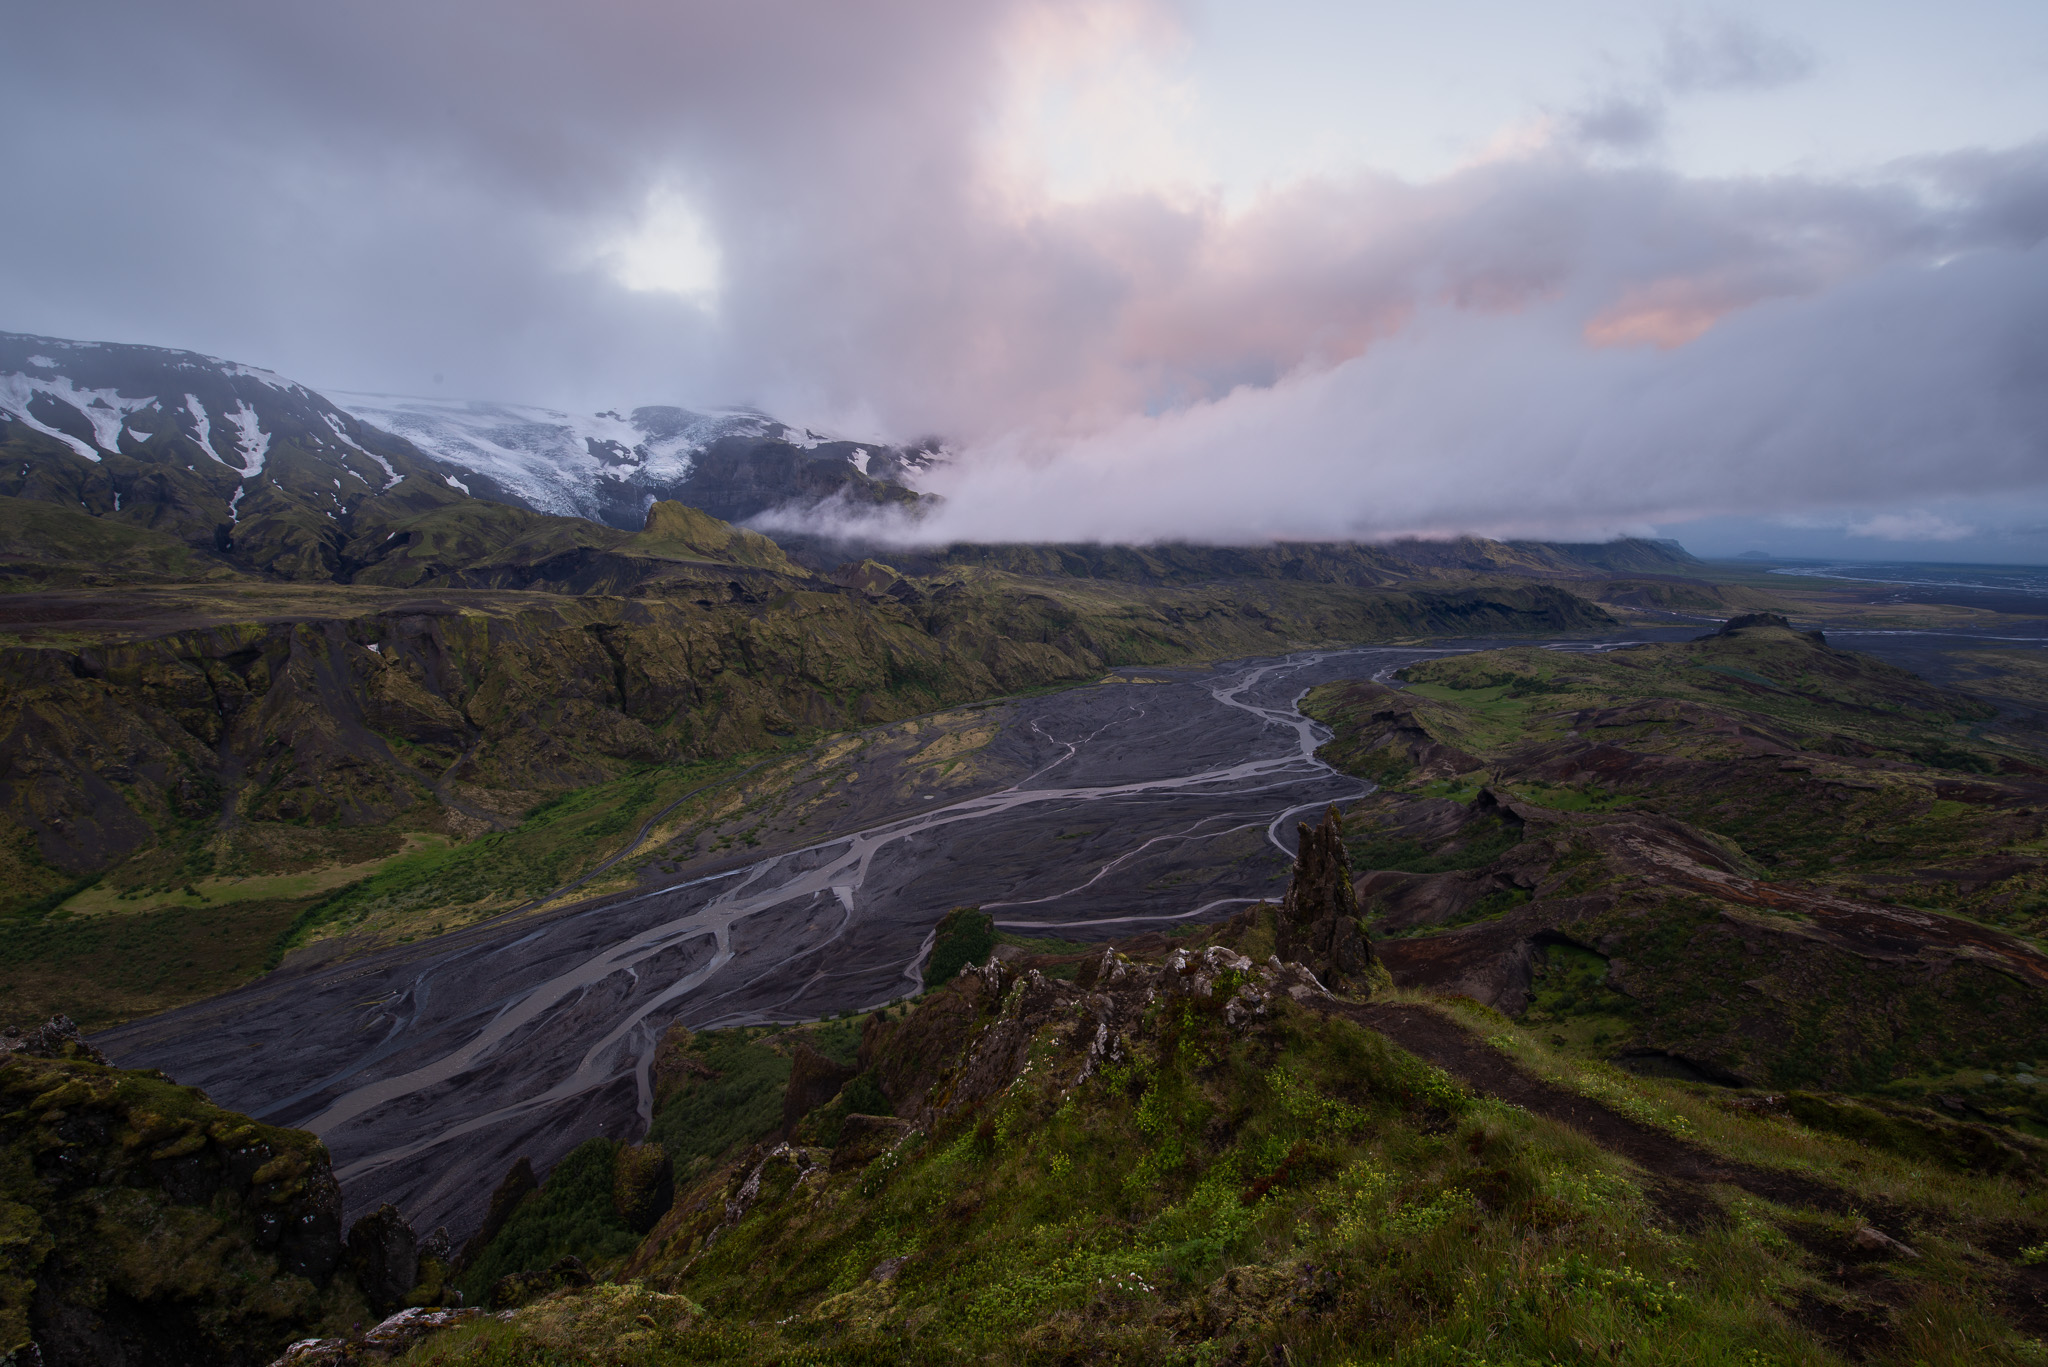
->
[1790,1291,1897,1361]
[1326,1001,1862,1220]
[1332,999,1936,1357]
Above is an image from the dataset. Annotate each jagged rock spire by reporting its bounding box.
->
[1277,804,1377,992]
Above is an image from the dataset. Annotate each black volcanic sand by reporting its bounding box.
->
[97,645,1444,1236]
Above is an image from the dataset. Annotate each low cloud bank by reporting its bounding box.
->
[777,180,2048,546]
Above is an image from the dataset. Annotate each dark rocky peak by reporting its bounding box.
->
[1,1014,108,1064]
[345,1203,421,1318]
[1277,805,1377,991]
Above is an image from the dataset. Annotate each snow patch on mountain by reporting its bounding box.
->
[334,392,790,521]
[183,394,226,466]
[222,399,271,476]
[221,362,300,393]
[0,372,160,463]
[322,412,404,489]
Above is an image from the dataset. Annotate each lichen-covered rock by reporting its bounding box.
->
[1277,805,1378,992]
[267,1305,483,1365]
[610,1143,674,1235]
[0,1054,361,1366]
[827,1114,911,1173]
[1176,1259,1339,1339]
[0,1018,106,1066]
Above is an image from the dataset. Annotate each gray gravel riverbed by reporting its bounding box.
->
[94,638,1722,1235]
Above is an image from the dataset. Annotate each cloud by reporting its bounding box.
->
[1844,512,1979,542]
[797,233,2044,547]
[1568,96,1667,152]
[1,1,2044,550]
[1657,14,1816,94]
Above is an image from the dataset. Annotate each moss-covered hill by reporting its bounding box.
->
[1299,615,2048,1124]
[304,912,2048,1366]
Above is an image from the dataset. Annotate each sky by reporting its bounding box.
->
[4,0,2047,560]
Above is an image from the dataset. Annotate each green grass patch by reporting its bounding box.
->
[647,1028,798,1183]
[1504,782,1635,813]
[923,906,998,988]
[60,835,450,919]
[1346,813,1524,875]
[274,749,779,957]
[0,895,312,1031]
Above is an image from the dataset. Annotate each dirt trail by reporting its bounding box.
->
[1325,1000,1861,1227]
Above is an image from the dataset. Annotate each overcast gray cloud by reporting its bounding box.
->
[3,0,2045,550]
[1657,14,1816,93]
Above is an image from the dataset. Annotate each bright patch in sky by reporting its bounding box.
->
[603,189,721,303]
[992,4,1207,205]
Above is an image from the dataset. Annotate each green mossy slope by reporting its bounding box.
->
[389,934,2048,1366]
[1300,617,2048,1121]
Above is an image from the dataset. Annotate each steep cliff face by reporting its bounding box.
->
[781,534,1699,585]
[0,591,988,899]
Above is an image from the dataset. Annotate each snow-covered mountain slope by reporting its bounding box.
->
[0,333,428,492]
[333,392,938,530]
[0,330,941,584]
[0,331,471,579]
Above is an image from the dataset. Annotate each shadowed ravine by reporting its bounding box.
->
[98,646,1454,1235]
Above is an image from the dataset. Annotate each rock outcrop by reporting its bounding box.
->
[487,1256,593,1312]
[1701,612,1828,646]
[0,1017,106,1065]
[781,1042,856,1135]
[268,1305,483,1365]
[1276,806,1377,993]
[344,1205,419,1319]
